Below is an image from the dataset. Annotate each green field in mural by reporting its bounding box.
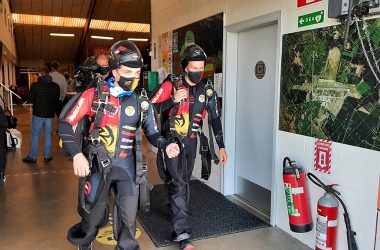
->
[280,18,380,151]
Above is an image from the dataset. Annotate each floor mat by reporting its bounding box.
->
[137,180,270,247]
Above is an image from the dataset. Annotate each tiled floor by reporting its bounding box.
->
[0,105,311,250]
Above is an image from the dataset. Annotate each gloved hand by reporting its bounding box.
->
[73,153,90,177]
[166,143,180,158]
[173,89,187,103]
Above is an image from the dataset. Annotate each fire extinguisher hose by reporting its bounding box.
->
[307,173,358,250]
[283,157,300,182]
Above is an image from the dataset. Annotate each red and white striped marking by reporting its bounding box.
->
[314,139,332,174]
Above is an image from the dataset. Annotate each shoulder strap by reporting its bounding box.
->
[136,88,153,210]
[137,88,150,122]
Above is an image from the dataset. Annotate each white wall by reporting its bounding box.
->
[0,0,17,60]
[0,0,17,97]
[151,1,379,249]
[3,57,9,87]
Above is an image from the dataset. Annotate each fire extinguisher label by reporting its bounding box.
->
[316,214,328,248]
[327,219,338,227]
[292,187,304,194]
[284,183,295,216]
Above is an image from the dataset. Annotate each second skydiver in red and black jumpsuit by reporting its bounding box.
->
[150,43,228,250]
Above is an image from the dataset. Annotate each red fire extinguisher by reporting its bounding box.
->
[315,192,339,250]
[308,173,358,250]
[283,157,313,233]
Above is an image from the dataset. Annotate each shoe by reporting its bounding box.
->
[179,239,194,250]
[22,156,37,163]
[44,157,53,162]
[0,172,6,184]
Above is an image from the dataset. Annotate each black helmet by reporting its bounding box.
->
[180,43,207,69]
[109,40,143,70]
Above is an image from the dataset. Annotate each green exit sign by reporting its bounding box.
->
[298,10,324,28]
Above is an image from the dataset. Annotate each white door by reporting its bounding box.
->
[235,23,278,215]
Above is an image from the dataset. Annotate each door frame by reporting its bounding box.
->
[222,10,283,226]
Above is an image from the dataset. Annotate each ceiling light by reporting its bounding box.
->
[12,14,85,28]
[91,35,114,40]
[90,20,150,33]
[12,14,150,33]
[127,38,149,42]
[50,33,75,37]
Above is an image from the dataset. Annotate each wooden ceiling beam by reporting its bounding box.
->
[75,0,97,65]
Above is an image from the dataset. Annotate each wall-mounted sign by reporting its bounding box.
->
[298,0,322,7]
[172,32,179,53]
[314,139,332,174]
[298,10,324,28]
[255,61,266,79]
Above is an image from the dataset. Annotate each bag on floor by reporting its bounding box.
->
[0,95,17,129]
[4,110,17,129]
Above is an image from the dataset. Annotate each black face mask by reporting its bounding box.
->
[187,71,203,84]
[98,66,109,76]
[118,76,138,92]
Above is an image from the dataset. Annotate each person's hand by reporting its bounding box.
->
[73,153,90,177]
[166,143,180,158]
[173,89,187,103]
[218,148,228,166]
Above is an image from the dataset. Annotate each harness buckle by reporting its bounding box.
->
[90,137,100,144]
[141,89,148,99]
[100,158,111,168]
[201,145,208,152]
[142,162,148,173]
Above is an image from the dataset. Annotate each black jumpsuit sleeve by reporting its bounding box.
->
[142,101,170,149]
[59,121,83,157]
[207,91,225,149]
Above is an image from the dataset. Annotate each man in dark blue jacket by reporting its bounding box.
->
[23,66,60,163]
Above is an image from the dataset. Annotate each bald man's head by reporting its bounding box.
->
[96,54,109,67]
[96,54,110,77]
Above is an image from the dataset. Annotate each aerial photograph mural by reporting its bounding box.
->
[280,18,380,151]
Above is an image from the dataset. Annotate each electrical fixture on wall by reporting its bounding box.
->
[328,0,380,49]
[328,0,380,91]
